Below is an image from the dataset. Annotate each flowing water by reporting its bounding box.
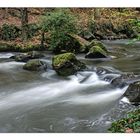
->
[0,40,140,133]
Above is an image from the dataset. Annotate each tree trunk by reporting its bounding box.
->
[2,8,8,19]
[41,31,45,48]
[94,8,100,20]
[21,8,28,43]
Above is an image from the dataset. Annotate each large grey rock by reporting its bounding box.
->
[124,81,140,103]
[111,73,140,104]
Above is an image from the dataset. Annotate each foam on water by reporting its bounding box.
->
[65,86,128,105]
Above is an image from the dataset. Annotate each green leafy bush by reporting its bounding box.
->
[108,109,140,133]
[28,23,41,38]
[0,24,21,41]
[41,9,78,53]
[129,19,140,37]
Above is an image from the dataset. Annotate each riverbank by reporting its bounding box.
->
[0,8,140,53]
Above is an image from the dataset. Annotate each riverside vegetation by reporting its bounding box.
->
[0,8,140,133]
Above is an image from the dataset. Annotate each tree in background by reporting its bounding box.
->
[90,8,101,22]
[41,9,77,53]
[94,8,100,20]
[2,8,8,19]
[21,8,28,43]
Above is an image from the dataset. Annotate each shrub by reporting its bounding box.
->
[0,24,21,41]
[41,9,78,53]
[126,19,140,44]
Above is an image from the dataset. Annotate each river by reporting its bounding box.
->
[0,40,139,132]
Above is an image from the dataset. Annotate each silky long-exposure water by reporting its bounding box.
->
[0,40,139,132]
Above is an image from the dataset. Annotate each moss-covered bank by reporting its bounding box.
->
[0,43,45,52]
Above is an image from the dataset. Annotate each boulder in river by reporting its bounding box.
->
[124,81,140,104]
[85,45,108,59]
[111,73,140,104]
[13,51,44,62]
[67,34,90,53]
[87,40,108,53]
[111,73,136,88]
[23,59,47,71]
[52,53,86,76]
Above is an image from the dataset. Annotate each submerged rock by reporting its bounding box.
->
[23,59,47,71]
[13,51,44,62]
[96,66,121,75]
[52,53,86,76]
[85,46,108,59]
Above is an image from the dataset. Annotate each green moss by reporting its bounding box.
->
[88,40,108,52]
[89,46,107,56]
[52,52,86,76]
[68,34,90,53]
[108,109,140,133]
[52,53,76,67]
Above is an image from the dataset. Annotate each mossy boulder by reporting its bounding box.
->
[52,53,86,76]
[85,45,108,59]
[68,35,108,53]
[23,59,47,71]
[68,34,89,53]
[87,40,108,53]
[13,51,44,62]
